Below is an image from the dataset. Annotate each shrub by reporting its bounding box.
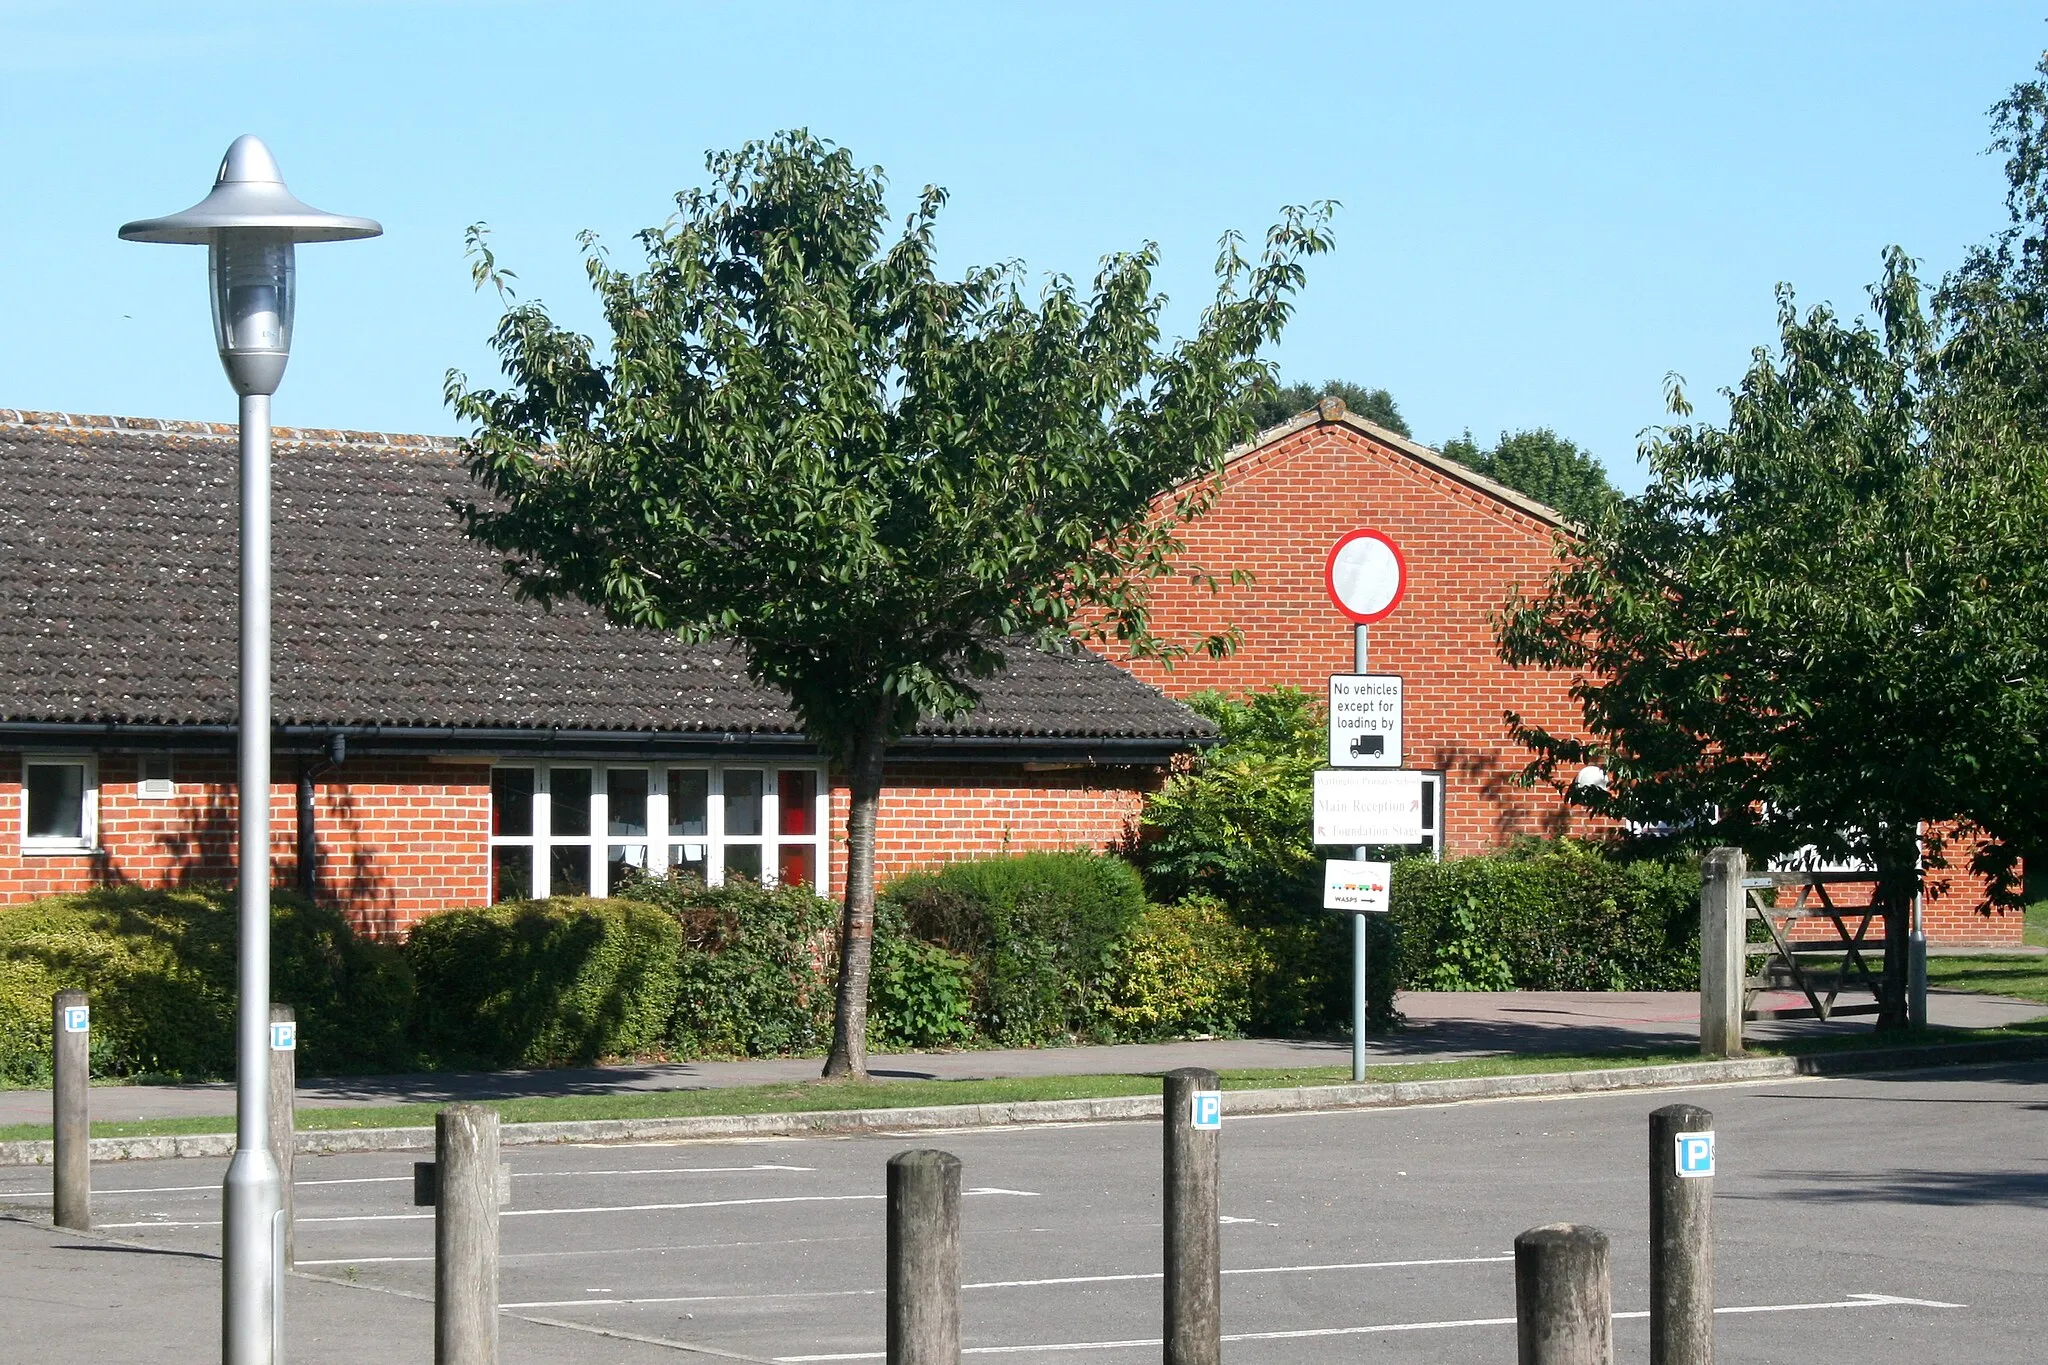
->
[1392,841,1700,991]
[868,908,976,1051]
[625,875,839,1058]
[1099,896,1264,1040]
[0,886,412,1085]
[407,897,680,1068]
[885,851,1148,1046]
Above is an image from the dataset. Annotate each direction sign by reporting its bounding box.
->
[1324,529,1407,624]
[1312,769,1426,845]
[1328,673,1402,768]
[1324,859,1392,913]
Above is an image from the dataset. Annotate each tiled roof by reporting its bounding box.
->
[0,412,1211,744]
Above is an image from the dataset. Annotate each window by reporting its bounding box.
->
[1416,771,1445,858]
[22,758,96,853]
[138,755,176,801]
[489,763,829,901]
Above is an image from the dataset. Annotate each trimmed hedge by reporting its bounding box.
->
[408,897,681,1068]
[1390,841,1700,991]
[626,876,840,1058]
[0,886,412,1085]
[884,851,1150,1046]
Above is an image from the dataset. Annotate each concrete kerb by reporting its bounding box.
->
[4,1035,2044,1167]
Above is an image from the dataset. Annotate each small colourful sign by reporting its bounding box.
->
[1190,1091,1223,1130]
[270,1021,297,1052]
[61,1004,90,1034]
[1323,859,1393,913]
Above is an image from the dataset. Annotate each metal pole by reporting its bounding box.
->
[886,1150,962,1365]
[1908,890,1928,1030]
[1649,1104,1714,1365]
[1162,1067,1221,1365]
[268,1004,297,1266]
[51,989,90,1231]
[1515,1223,1612,1365]
[1698,848,1746,1058]
[1352,622,1370,1082]
[436,1105,502,1365]
[223,390,282,1365]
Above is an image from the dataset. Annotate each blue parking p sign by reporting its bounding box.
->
[61,1004,89,1034]
[270,1021,297,1052]
[1190,1091,1223,1130]
[1675,1130,1715,1179]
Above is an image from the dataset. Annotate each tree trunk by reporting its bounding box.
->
[823,728,887,1078]
[1875,854,1917,1033]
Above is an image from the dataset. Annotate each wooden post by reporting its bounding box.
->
[268,1003,297,1265]
[886,1150,961,1365]
[1698,848,1746,1057]
[1163,1067,1221,1365]
[435,1105,502,1365]
[1649,1104,1714,1365]
[1515,1223,1612,1365]
[51,989,90,1231]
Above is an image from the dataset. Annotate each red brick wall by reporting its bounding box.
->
[1107,416,2020,945]
[830,762,1155,888]
[1112,419,1590,857]
[0,752,489,938]
[1,750,1150,933]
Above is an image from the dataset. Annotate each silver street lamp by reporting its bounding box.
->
[121,136,379,1365]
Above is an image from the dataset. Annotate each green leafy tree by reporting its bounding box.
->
[1441,427,1617,524]
[1496,242,2048,1025]
[447,132,1333,1077]
[1246,379,1409,436]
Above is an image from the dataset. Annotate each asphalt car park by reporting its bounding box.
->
[5,1061,2044,1364]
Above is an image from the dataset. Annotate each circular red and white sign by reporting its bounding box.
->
[1323,529,1408,624]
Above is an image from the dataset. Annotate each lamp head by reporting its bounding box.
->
[119,136,381,395]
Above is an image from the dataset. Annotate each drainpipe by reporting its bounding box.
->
[296,734,346,899]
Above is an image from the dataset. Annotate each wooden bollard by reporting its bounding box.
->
[886,1150,961,1365]
[51,990,90,1231]
[433,1105,503,1365]
[1163,1067,1222,1365]
[1515,1223,1612,1365]
[1650,1104,1715,1365]
[268,1003,297,1265]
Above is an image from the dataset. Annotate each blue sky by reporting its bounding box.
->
[3,2,2042,492]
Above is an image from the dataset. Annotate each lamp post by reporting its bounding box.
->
[121,136,379,1365]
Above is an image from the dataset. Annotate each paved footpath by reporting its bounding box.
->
[1,988,2038,1127]
[3,1057,2043,1363]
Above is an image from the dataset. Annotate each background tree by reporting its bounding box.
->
[448,132,1333,1077]
[1441,427,1618,525]
[1496,247,2048,1026]
[1246,378,1409,435]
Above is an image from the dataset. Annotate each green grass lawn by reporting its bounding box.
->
[2026,900,2048,949]
[6,1023,2042,1145]
[1927,953,2048,1005]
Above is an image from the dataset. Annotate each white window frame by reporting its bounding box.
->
[20,755,98,855]
[1417,770,1445,859]
[489,761,829,900]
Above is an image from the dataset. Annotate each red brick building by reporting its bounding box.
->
[1120,404,1588,859]
[1,405,2017,944]
[1120,402,2015,944]
[0,412,1197,936]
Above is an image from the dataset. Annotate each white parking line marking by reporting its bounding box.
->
[100,1192,885,1229]
[3,1163,814,1203]
[501,1254,1516,1307]
[773,1292,1965,1360]
[101,1180,1036,1229]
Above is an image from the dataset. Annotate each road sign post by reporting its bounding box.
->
[1318,532,1414,1085]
